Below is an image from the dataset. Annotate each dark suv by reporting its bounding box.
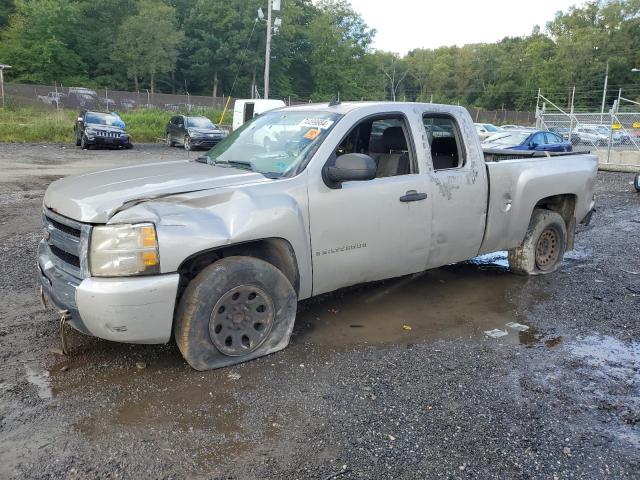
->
[74,110,133,149]
[165,115,227,150]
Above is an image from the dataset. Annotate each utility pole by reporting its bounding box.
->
[264,0,272,99]
[600,61,609,124]
[0,65,11,108]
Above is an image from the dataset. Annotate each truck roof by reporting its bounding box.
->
[280,101,460,115]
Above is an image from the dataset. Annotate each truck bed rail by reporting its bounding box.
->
[483,148,589,162]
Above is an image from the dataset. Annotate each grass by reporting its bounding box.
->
[0,106,225,144]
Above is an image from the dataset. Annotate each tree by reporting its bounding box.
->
[112,0,184,93]
[307,0,375,100]
[0,0,15,29]
[0,0,86,84]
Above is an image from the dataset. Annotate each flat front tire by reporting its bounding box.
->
[174,256,297,371]
[508,209,567,275]
[80,134,90,150]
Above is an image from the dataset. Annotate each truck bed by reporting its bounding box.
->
[478,151,598,255]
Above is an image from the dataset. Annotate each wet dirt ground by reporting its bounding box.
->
[0,143,639,479]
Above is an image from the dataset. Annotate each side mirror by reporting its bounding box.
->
[323,153,377,188]
[530,142,538,149]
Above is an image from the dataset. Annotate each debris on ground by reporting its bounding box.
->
[323,465,350,480]
[505,322,530,332]
[402,324,412,331]
[135,362,146,370]
[484,329,508,338]
[227,372,241,381]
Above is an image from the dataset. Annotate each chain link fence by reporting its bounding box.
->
[536,90,640,165]
[4,82,536,126]
[4,82,229,113]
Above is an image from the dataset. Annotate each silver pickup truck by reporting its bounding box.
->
[38,102,597,370]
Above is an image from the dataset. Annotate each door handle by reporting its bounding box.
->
[399,190,428,202]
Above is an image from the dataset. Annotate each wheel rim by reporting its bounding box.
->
[535,227,561,271]
[184,136,191,150]
[166,134,171,146]
[209,285,275,356]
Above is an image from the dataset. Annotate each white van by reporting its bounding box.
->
[232,99,286,131]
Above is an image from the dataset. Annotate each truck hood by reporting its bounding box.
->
[44,160,269,223]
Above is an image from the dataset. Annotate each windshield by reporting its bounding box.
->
[187,117,215,129]
[483,132,530,145]
[85,112,121,127]
[200,110,342,177]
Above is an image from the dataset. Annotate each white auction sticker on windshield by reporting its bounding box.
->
[298,118,334,130]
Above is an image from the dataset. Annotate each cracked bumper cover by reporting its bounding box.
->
[38,241,179,344]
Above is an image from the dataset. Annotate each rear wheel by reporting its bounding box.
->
[634,174,640,192]
[508,209,567,275]
[174,256,297,370]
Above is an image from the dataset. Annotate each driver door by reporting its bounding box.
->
[307,114,432,296]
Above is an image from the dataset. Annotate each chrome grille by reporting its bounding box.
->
[42,209,91,279]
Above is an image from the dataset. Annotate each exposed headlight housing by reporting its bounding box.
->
[90,223,160,277]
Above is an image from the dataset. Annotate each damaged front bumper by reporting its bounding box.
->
[38,240,179,344]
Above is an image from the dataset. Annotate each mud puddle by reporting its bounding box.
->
[294,253,548,349]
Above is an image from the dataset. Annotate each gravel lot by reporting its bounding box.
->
[0,143,638,479]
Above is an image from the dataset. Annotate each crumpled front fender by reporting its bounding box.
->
[108,178,313,299]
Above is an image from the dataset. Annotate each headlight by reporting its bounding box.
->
[85,127,97,135]
[90,223,160,277]
[188,129,203,137]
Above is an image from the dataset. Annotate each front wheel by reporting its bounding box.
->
[508,209,567,275]
[166,133,174,147]
[174,256,297,370]
[634,174,640,192]
[184,135,192,151]
[80,134,90,150]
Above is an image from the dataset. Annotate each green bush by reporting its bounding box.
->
[0,106,225,144]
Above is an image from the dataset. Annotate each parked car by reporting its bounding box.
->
[572,126,609,146]
[39,101,597,370]
[475,123,502,140]
[165,115,227,151]
[74,110,133,149]
[549,127,581,144]
[38,91,66,108]
[482,129,572,152]
[583,124,633,145]
[68,87,98,108]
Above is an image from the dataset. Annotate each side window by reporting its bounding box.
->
[549,133,562,143]
[423,115,465,170]
[333,116,413,178]
[531,133,546,145]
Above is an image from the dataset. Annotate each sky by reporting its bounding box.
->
[348,0,580,54]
